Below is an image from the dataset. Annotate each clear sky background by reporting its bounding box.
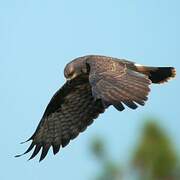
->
[1,0,180,180]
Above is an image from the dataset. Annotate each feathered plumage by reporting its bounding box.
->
[16,55,176,161]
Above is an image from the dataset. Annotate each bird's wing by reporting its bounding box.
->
[17,77,105,161]
[87,57,151,111]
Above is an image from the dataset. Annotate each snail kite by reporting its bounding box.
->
[16,55,176,161]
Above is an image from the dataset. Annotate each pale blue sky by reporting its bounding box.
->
[1,0,180,179]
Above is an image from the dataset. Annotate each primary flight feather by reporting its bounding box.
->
[16,55,176,161]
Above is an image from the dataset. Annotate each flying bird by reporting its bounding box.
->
[16,55,176,161]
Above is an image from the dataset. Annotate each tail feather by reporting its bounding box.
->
[148,67,176,84]
[135,66,176,84]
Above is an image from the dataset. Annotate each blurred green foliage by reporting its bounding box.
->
[91,138,106,161]
[90,137,122,180]
[132,121,178,180]
[90,119,179,180]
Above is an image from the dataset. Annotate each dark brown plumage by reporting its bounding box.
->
[16,55,176,161]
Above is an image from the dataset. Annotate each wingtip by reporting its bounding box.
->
[15,154,22,158]
[28,157,33,161]
[15,151,27,158]
[20,140,30,144]
[39,156,45,162]
[20,136,33,144]
[28,153,37,161]
[52,144,60,155]
[39,158,43,162]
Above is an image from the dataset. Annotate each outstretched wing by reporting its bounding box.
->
[17,77,105,161]
[87,57,151,111]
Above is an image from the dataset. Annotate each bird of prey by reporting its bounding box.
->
[16,55,176,161]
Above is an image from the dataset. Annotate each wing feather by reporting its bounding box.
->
[87,57,151,111]
[17,77,105,161]
[16,55,153,161]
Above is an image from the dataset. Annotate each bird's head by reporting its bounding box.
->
[64,58,89,80]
